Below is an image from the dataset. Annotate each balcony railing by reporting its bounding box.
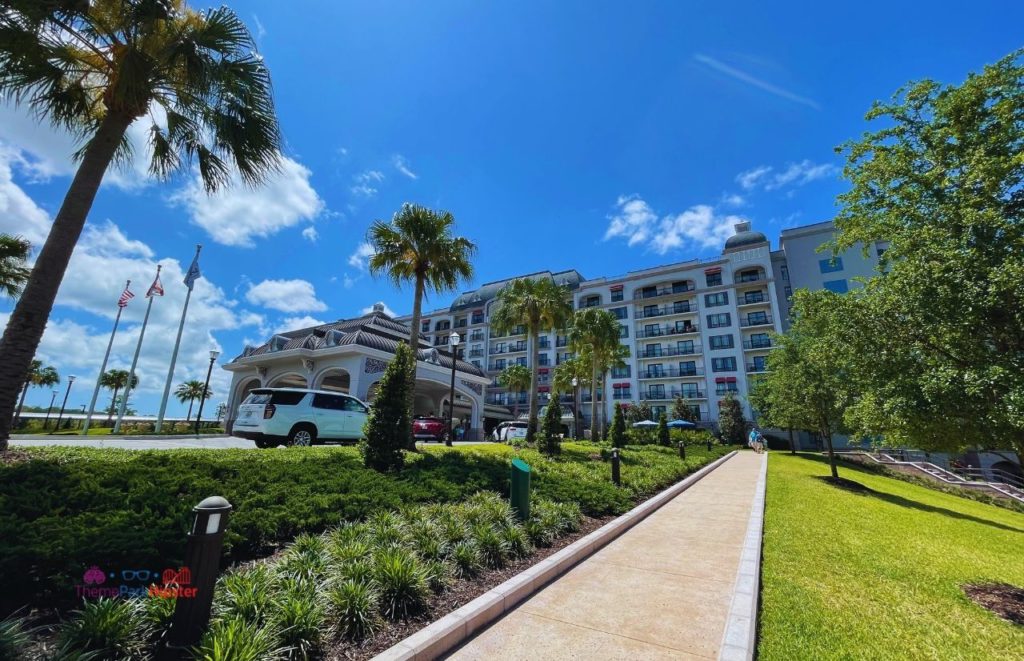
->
[740,315,773,328]
[742,338,773,350]
[643,388,706,401]
[738,292,767,305]
[455,320,468,328]
[636,324,699,339]
[538,341,551,349]
[715,388,739,397]
[612,391,633,400]
[468,349,485,358]
[638,366,705,379]
[470,332,486,341]
[746,363,769,373]
[633,284,695,300]
[736,272,765,283]
[471,316,485,325]
[507,343,528,353]
[634,302,696,319]
[638,344,701,358]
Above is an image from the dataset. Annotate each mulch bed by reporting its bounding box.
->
[963,583,1024,626]
[325,514,610,660]
[0,448,32,465]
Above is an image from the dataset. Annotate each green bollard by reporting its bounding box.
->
[510,458,531,521]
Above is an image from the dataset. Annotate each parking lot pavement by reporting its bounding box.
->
[9,436,494,450]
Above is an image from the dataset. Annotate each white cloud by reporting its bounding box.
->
[245,279,327,313]
[350,170,384,197]
[342,274,357,289]
[737,160,836,191]
[173,156,325,248]
[693,54,821,110]
[274,315,328,334]
[301,226,318,242]
[604,195,746,254]
[79,220,154,259]
[392,155,418,180]
[252,14,266,39]
[721,194,746,207]
[362,302,396,316]
[347,242,375,271]
[0,144,52,243]
[356,170,384,183]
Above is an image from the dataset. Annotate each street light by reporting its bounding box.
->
[446,331,460,447]
[43,389,58,431]
[194,350,220,435]
[571,376,580,440]
[54,375,76,432]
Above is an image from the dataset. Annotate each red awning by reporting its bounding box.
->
[613,383,622,389]
[704,267,722,274]
[538,368,549,373]
[538,386,550,392]
[610,284,624,291]
[715,377,727,383]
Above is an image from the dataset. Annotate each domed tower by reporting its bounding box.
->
[723,221,768,254]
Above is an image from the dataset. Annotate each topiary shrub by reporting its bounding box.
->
[540,395,563,456]
[657,412,671,447]
[360,343,413,472]
[718,393,746,445]
[610,402,627,448]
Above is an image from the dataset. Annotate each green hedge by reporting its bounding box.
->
[0,442,729,613]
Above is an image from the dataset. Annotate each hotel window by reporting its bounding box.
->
[648,384,666,399]
[645,323,661,337]
[705,271,722,287]
[677,340,694,354]
[819,257,844,273]
[611,365,631,378]
[679,361,697,376]
[784,286,792,299]
[644,344,663,357]
[493,342,505,354]
[709,334,734,350]
[746,311,769,325]
[707,313,731,328]
[471,311,484,324]
[611,306,628,320]
[674,319,695,333]
[823,279,849,294]
[652,405,667,418]
[581,295,601,308]
[643,304,658,318]
[421,320,430,332]
[611,288,624,302]
[752,355,768,371]
[704,292,729,308]
[619,325,629,339]
[649,363,665,377]
[780,264,789,281]
[671,281,691,293]
[471,360,481,369]
[515,357,527,367]
[495,358,506,370]
[712,357,737,372]
[749,333,770,348]
[680,383,699,397]
[672,300,690,313]
[716,378,739,395]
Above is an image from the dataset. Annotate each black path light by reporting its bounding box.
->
[193,350,220,435]
[43,389,58,431]
[679,439,687,460]
[160,496,232,659]
[446,331,460,447]
[571,376,580,440]
[53,375,75,432]
[611,447,621,486]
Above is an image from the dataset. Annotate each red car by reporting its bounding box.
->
[413,416,447,442]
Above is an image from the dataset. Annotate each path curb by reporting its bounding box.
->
[373,449,739,661]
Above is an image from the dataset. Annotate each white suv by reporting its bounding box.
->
[233,388,370,448]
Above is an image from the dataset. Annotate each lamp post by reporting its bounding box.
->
[571,377,580,440]
[53,375,76,432]
[446,331,460,446]
[193,350,220,435]
[43,389,58,431]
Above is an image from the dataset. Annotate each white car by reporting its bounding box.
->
[233,388,370,448]
[491,421,529,442]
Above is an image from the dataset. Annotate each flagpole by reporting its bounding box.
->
[156,245,201,433]
[82,280,130,435]
[113,266,161,434]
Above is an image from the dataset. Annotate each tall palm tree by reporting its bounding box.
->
[0,235,31,298]
[568,308,622,439]
[498,363,532,420]
[175,379,210,420]
[13,359,60,427]
[367,203,476,444]
[99,369,137,423]
[490,278,572,442]
[0,1,282,448]
[552,356,590,439]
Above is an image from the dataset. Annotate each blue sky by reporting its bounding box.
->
[1,1,1020,415]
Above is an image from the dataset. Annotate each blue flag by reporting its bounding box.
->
[183,253,201,291]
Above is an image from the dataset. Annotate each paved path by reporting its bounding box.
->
[449,451,768,660]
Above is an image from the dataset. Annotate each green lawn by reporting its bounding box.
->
[759,453,1024,659]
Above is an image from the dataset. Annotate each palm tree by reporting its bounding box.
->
[175,379,210,420]
[0,2,282,447]
[552,356,590,439]
[568,308,623,439]
[100,369,138,424]
[490,278,573,442]
[13,360,60,427]
[498,364,532,420]
[0,235,31,298]
[367,203,476,444]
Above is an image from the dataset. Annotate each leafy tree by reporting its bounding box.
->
[360,343,413,472]
[657,412,671,447]
[13,360,59,427]
[551,356,589,438]
[610,402,627,448]
[568,309,623,440]
[0,235,31,298]
[498,364,531,419]
[540,392,563,456]
[748,369,800,454]
[672,396,697,423]
[626,400,653,424]
[175,379,211,421]
[717,393,746,447]
[490,277,572,443]
[830,50,1024,459]
[367,204,476,447]
[100,369,139,423]
[0,1,283,447]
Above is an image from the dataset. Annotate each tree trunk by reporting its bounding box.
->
[106,386,120,424]
[788,426,796,454]
[186,398,194,421]
[13,381,29,429]
[0,112,133,449]
[405,276,426,450]
[823,425,838,479]
[589,359,599,440]
[526,326,540,443]
[600,370,609,439]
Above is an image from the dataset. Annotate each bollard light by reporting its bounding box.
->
[446,332,460,446]
[161,496,232,660]
[679,440,686,460]
[611,448,621,486]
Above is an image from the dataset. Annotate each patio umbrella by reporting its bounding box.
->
[667,419,696,428]
[631,420,659,428]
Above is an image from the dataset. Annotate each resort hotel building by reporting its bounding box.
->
[223,219,886,439]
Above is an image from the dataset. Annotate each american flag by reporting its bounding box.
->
[147,272,164,297]
[117,286,135,308]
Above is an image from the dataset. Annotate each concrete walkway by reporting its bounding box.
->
[448,451,768,660]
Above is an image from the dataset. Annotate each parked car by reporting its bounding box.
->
[234,388,370,448]
[492,421,528,442]
[413,416,448,442]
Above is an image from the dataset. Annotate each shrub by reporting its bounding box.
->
[450,540,482,578]
[540,396,563,456]
[0,612,33,660]
[610,403,627,448]
[470,523,510,568]
[271,585,325,660]
[657,413,671,447]
[328,579,379,640]
[360,344,412,471]
[193,616,285,661]
[215,565,276,626]
[718,393,746,445]
[372,547,429,620]
[57,598,152,660]
[173,422,191,433]
[499,523,532,558]
[422,559,451,593]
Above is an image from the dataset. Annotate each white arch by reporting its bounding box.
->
[268,372,308,388]
[313,367,351,393]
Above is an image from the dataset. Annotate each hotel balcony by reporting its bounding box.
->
[468,348,485,358]
[746,363,769,374]
[739,314,773,328]
[737,292,769,307]
[612,391,633,400]
[633,283,696,300]
[715,388,740,397]
[469,331,486,342]
[638,367,705,379]
[634,301,697,320]
[735,271,766,284]
[636,324,699,339]
[742,338,773,350]
[638,343,702,359]
[643,388,706,401]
